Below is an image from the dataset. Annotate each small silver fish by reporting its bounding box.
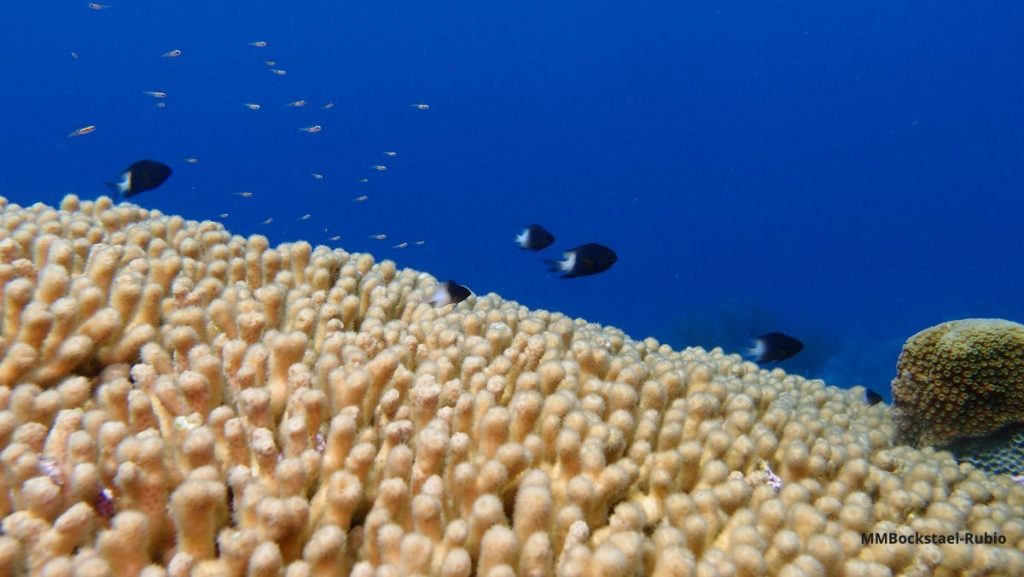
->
[67,125,96,138]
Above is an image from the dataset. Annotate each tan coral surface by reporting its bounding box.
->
[892,318,1024,448]
[0,195,1022,577]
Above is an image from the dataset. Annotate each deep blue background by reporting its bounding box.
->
[2,1,1022,395]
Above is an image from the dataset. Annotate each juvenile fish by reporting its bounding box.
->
[430,280,472,307]
[545,243,617,278]
[516,224,555,251]
[107,160,173,198]
[748,332,804,364]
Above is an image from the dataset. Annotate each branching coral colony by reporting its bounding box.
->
[0,194,1022,576]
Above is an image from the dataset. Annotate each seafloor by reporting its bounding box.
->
[0,195,1021,576]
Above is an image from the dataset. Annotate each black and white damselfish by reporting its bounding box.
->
[748,332,804,363]
[864,388,884,406]
[429,280,472,307]
[107,160,173,198]
[516,224,555,251]
[545,243,617,278]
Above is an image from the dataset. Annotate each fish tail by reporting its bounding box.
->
[747,339,766,363]
[104,181,122,198]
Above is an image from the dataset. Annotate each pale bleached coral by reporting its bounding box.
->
[0,195,1022,576]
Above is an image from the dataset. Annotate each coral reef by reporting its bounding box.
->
[892,318,1024,448]
[0,195,1022,576]
[943,423,1024,477]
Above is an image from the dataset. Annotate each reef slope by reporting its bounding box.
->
[0,196,1021,576]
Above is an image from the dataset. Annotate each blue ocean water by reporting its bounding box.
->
[2,1,1022,397]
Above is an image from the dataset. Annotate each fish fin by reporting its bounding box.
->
[106,171,131,198]
[746,339,766,363]
[429,285,451,307]
[104,181,123,198]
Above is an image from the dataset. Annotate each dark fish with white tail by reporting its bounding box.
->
[545,243,617,278]
[107,160,172,198]
[516,224,555,251]
[748,332,803,363]
[430,280,472,307]
[864,388,883,406]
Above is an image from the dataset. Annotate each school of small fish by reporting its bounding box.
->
[65,7,441,246]
[60,6,697,362]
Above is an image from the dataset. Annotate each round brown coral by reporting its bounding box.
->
[892,318,1024,447]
